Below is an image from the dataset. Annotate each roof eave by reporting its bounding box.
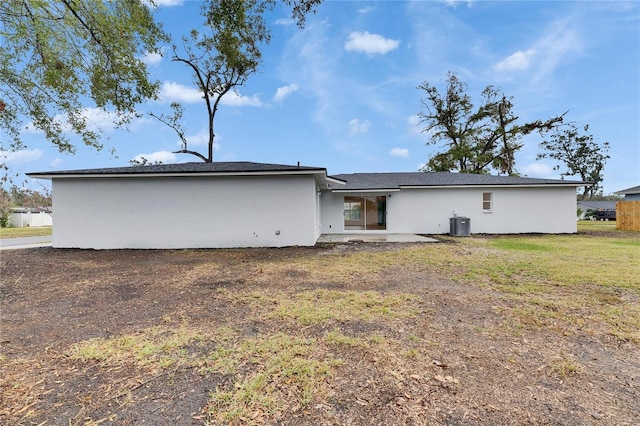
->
[398,183,587,189]
[331,188,401,193]
[27,169,328,180]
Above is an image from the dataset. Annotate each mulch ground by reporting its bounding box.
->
[1,242,638,425]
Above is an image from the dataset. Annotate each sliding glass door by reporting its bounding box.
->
[343,196,386,231]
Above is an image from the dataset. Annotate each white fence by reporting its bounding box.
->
[9,211,53,228]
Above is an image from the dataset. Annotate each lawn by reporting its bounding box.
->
[0,226,52,238]
[1,228,638,425]
[577,219,619,232]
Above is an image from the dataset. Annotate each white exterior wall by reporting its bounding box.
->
[321,186,578,234]
[320,191,346,234]
[52,175,319,249]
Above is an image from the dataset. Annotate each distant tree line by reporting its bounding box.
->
[0,185,52,227]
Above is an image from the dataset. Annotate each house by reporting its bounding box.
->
[614,185,640,201]
[576,200,617,220]
[322,172,584,235]
[28,162,586,249]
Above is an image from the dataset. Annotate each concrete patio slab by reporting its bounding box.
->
[317,234,438,243]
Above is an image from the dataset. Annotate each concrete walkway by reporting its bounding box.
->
[0,235,53,250]
[317,234,438,243]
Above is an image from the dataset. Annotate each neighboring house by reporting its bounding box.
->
[576,200,617,220]
[614,185,640,201]
[28,162,586,249]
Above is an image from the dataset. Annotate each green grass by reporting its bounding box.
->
[577,220,618,232]
[0,226,52,238]
[439,234,639,340]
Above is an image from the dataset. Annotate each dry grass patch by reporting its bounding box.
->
[1,230,638,425]
[206,332,340,424]
[226,288,421,326]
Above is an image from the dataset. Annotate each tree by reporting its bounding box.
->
[537,123,610,200]
[7,184,52,208]
[151,0,321,162]
[0,0,167,159]
[418,72,565,175]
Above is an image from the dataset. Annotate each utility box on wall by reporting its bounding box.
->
[449,216,471,236]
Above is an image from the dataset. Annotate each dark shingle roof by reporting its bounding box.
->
[614,185,640,195]
[577,200,617,210]
[329,172,586,190]
[28,162,326,177]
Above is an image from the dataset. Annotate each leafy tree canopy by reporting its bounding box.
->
[418,72,565,175]
[538,123,610,200]
[0,0,168,158]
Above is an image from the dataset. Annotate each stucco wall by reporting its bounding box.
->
[320,191,347,234]
[52,175,319,249]
[321,186,578,234]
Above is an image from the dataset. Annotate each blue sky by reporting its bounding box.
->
[5,0,639,194]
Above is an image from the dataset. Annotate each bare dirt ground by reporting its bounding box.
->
[1,241,638,425]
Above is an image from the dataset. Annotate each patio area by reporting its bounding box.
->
[317,234,439,243]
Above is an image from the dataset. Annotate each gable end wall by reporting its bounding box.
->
[52,175,318,249]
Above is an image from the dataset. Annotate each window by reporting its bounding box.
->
[344,198,362,221]
[483,192,493,212]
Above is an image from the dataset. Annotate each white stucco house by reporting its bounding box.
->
[28,162,586,249]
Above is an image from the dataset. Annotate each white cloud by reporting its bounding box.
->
[150,0,183,7]
[220,91,263,107]
[184,129,209,147]
[495,49,536,72]
[358,6,376,14]
[24,107,127,134]
[521,162,558,179]
[158,82,262,107]
[390,148,410,158]
[344,31,400,55]
[183,129,220,151]
[273,84,299,102]
[81,108,124,132]
[131,150,178,164]
[0,149,43,164]
[275,17,294,26]
[493,18,583,83]
[348,118,371,136]
[406,114,423,136]
[159,81,202,103]
[142,51,163,66]
[444,0,475,7]
[49,158,63,168]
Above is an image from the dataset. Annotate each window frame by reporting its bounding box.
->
[482,192,493,212]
